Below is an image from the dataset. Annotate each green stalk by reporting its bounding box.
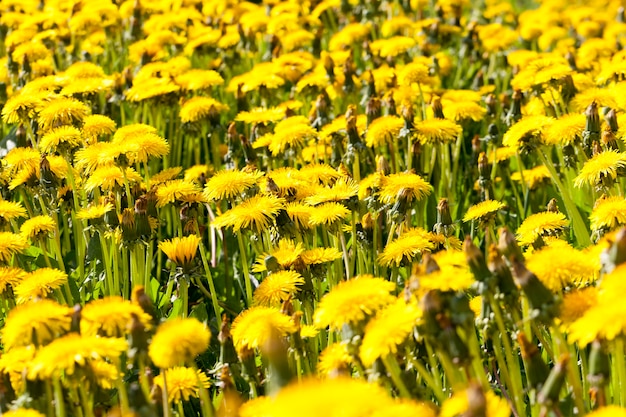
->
[382,354,411,398]
[196,239,222,325]
[53,377,66,417]
[614,337,626,406]
[236,232,253,306]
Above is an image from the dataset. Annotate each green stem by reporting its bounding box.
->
[236,232,253,306]
[382,354,411,398]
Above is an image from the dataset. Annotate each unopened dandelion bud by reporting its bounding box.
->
[219,317,238,364]
[583,101,601,151]
[505,90,522,127]
[366,97,381,125]
[605,108,618,133]
[588,339,610,387]
[602,125,619,150]
[386,95,396,116]
[463,237,492,286]
[39,154,57,189]
[128,312,149,355]
[478,152,490,179]
[518,332,550,390]
[431,96,444,119]
[563,143,577,168]
[538,355,568,406]
[104,195,119,228]
[619,6,626,23]
[366,70,376,98]
[434,198,454,236]
[420,290,443,335]
[511,260,557,322]
[342,55,355,93]
[134,196,151,238]
[346,115,360,146]
[498,227,524,263]
[561,74,577,102]
[121,208,137,242]
[487,245,518,296]
[236,83,247,113]
[485,94,497,117]
[323,53,335,81]
[376,155,390,174]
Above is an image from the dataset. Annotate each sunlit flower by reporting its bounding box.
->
[510,165,551,190]
[559,287,598,332]
[414,118,462,144]
[365,116,404,147]
[175,69,224,91]
[378,172,433,204]
[231,307,296,355]
[574,150,626,189]
[0,232,29,262]
[37,96,90,131]
[85,166,143,192]
[2,299,72,350]
[502,115,554,150]
[155,179,204,207]
[308,202,351,227]
[252,239,304,272]
[149,318,211,368]
[253,270,305,307]
[81,296,152,336]
[159,235,202,269]
[180,96,229,123]
[0,199,27,223]
[77,202,115,221]
[463,200,506,224]
[235,107,286,125]
[441,386,510,417]
[378,228,434,267]
[516,211,569,246]
[590,196,626,232]
[212,195,285,233]
[39,125,83,153]
[544,113,585,145]
[318,343,352,376]
[203,169,263,201]
[154,367,211,404]
[526,245,597,291]
[20,215,56,240]
[305,177,359,206]
[13,268,67,304]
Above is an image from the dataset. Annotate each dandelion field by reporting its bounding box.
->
[3,0,626,416]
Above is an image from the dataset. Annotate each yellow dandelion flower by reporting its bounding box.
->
[0,232,29,262]
[252,240,304,273]
[2,299,72,350]
[511,57,573,92]
[37,97,90,132]
[88,360,119,390]
[463,200,506,223]
[398,62,432,86]
[184,165,211,183]
[159,235,201,269]
[378,228,434,267]
[308,202,351,227]
[84,166,142,192]
[119,132,170,164]
[175,69,224,91]
[574,150,626,188]
[441,387,510,417]
[571,88,618,113]
[155,179,204,207]
[235,107,286,125]
[60,77,114,97]
[253,270,305,307]
[268,117,316,156]
[148,167,183,187]
[414,118,462,144]
[231,307,296,355]
[125,77,181,102]
[591,196,626,232]
[544,113,585,145]
[314,275,396,330]
[74,142,124,173]
[13,268,67,304]
[488,147,518,164]
[77,202,114,221]
[559,287,598,331]
[305,177,359,206]
[180,96,229,124]
[298,163,342,185]
[39,125,83,153]
[510,165,551,189]
[526,245,597,291]
[516,211,569,246]
[378,171,433,204]
[477,23,518,52]
[318,343,352,376]
[203,169,263,201]
[372,400,437,417]
[149,318,211,368]
[0,344,36,393]
[370,36,416,58]
[300,247,342,266]
[586,407,626,417]
[418,250,475,292]
[3,409,45,417]
[0,266,26,293]
[154,367,210,404]
[0,199,27,222]
[212,194,285,233]
[20,215,55,240]
[442,100,487,122]
[502,115,554,150]
[284,202,315,231]
[1,91,46,124]
[81,114,116,141]
[365,116,404,147]
[360,298,421,367]
[28,333,127,379]
[81,296,153,337]
[113,123,158,142]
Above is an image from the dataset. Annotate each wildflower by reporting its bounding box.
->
[574,150,626,189]
[418,250,475,292]
[113,123,158,141]
[586,407,626,417]
[440,385,510,417]
[378,228,435,267]
[559,287,598,332]
[180,96,229,124]
[359,298,421,367]
[314,275,396,330]
[442,100,487,122]
[318,343,352,376]
[305,177,359,206]
[308,202,350,227]
[235,107,286,125]
[37,97,90,131]
[253,270,305,307]
[398,62,432,86]
[28,333,127,379]
[591,196,626,232]
[125,77,181,102]
[84,166,142,192]
[370,36,416,58]
[378,172,433,204]
[81,114,116,141]
[0,266,26,293]
[175,69,224,91]
[159,235,202,269]
[39,125,83,153]
[0,232,29,262]
[510,165,551,190]
[1,92,45,124]
[502,115,554,151]
[526,245,597,291]
[300,247,343,266]
[365,116,404,147]
[203,169,263,201]
[544,113,585,145]
[268,117,317,156]
[212,195,285,233]
[571,89,618,112]
[414,118,463,144]
[231,307,296,355]
[516,211,569,246]
[2,299,72,350]
[155,179,204,207]
[284,203,315,230]
[20,215,55,240]
[149,318,211,368]
[463,200,506,224]
[81,296,152,336]
[77,202,114,221]
[252,240,304,272]
[13,268,67,304]
[3,409,45,417]
[477,23,518,52]
[154,367,211,404]
[0,344,37,393]
[0,199,27,223]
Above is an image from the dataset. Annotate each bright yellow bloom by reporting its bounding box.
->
[235,107,285,124]
[2,299,72,350]
[0,232,29,262]
[180,96,229,123]
[175,69,224,90]
[574,150,626,188]
[81,296,153,336]
[0,199,27,222]
[441,386,510,417]
[149,318,211,368]
[526,245,597,291]
[360,298,420,367]
[231,307,296,355]
[300,247,343,266]
[28,333,127,379]
[378,228,434,267]
[20,215,55,240]
[3,409,46,417]
[212,195,285,232]
[81,114,117,141]
[510,165,551,189]
[154,366,211,404]
[77,202,115,220]
[84,166,143,192]
[155,179,204,207]
[305,177,359,206]
[203,169,263,201]
[544,113,585,145]
[314,275,395,330]
[463,200,506,223]
[414,118,462,144]
[159,235,202,268]
[318,343,352,376]
[308,202,351,227]
[586,406,626,417]
[37,96,90,132]
[516,211,569,246]
[365,116,404,147]
[253,270,305,307]
[417,249,475,292]
[252,239,304,272]
[13,268,68,304]
[559,287,598,332]
[0,266,26,293]
[378,172,433,204]
[590,196,626,232]
[39,125,83,153]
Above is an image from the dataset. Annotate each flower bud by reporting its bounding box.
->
[537,355,568,406]
[518,332,550,390]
